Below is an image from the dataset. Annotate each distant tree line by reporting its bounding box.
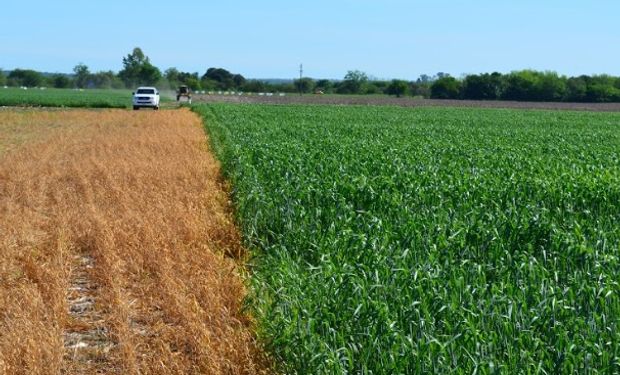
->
[0,48,162,90]
[429,71,620,102]
[2,48,620,102]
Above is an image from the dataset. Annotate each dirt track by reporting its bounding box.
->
[0,109,267,374]
[193,94,620,112]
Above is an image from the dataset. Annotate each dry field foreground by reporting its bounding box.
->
[0,109,266,374]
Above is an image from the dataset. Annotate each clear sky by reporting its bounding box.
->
[1,0,618,80]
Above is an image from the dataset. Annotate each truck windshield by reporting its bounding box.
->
[137,89,155,94]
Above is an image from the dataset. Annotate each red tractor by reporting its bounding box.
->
[176,85,192,104]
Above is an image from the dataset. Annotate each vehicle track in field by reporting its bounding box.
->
[63,254,114,372]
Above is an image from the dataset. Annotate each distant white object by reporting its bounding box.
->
[217,91,222,95]
[266,92,273,97]
[258,92,265,96]
[3,86,7,89]
[279,93,286,97]
[40,87,47,90]
[208,91,214,95]
[21,86,28,90]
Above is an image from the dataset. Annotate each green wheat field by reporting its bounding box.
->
[195,103,620,374]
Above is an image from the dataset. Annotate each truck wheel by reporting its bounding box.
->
[154,106,159,110]
[133,106,139,110]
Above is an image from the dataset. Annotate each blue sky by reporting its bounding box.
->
[1,0,618,79]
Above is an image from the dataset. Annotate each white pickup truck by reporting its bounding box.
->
[132,87,160,110]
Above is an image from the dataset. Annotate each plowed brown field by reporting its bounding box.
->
[0,109,267,374]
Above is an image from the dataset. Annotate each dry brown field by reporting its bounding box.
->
[0,109,267,374]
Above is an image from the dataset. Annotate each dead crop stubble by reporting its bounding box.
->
[0,109,267,374]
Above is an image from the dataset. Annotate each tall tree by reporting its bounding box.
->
[73,63,91,88]
[165,67,180,87]
[337,70,369,94]
[118,47,162,87]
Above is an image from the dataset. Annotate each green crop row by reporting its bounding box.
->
[195,103,620,374]
[0,87,132,108]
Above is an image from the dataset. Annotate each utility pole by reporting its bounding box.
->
[299,63,303,96]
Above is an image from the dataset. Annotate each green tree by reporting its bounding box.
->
[73,63,91,88]
[366,81,388,94]
[91,71,124,89]
[410,74,434,98]
[184,77,202,91]
[537,72,566,101]
[119,47,162,87]
[8,69,44,87]
[565,76,588,102]
[232,74,246,88]
[241,80,267,93]
[462,73,504,100]
[139,63,162,86]
[586,84,620,102]
[502,70,541,101]
[294,77,315,94]
[315,79,333,93]
[201,79,218,91]
[385,79,408,97]
[501,70,567,102]
[165,67,180,88]
[337,70,369,94]
[0,70,6,86]
[584,76,620,102]
[52,74,72,88]
[183,72,201,90]
[169,70,201,90]
[201,68,245,90]
[430,76,461,99]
